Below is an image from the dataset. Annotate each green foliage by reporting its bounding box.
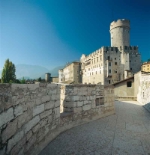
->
[21,77,26,84]
[1,59,16,83]
[15,79,21,84]
[37,77,42,82]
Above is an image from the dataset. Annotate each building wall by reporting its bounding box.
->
[0,83,114,155]
[58,70,63,83]
[135,72,150,105]
[58,62,81,84]
[50,77,58,83]
[114,78,134,99]
[81,46,141,85]
[141,62,150,72]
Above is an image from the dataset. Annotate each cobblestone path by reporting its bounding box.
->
[40,101,150,155]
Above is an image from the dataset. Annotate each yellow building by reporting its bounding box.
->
[141,62,150,72]
[59,62,82,84]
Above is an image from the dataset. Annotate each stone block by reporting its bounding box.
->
[14,105,23,117]
[40,109,52,119]
[45,101,55,110]
[35,98,42,105]
[2,119,17,143]
[32,123,40,133]
[71,96,80,101]
[33,104,44,116]
[64,102,76,108]
[0,108,14,128]
[41,95,50,103]
[10,136,26,155]
[73,107,82,113]
[26,101,36,109]
[27,130,32,141]
[7,130,24,153]
[76,101,83,107]
[47,115,52,123]
[17,110,32,129]
[83,104,91,111]
[27,84,39,90]
[55,100,60,107]
[83,100,89,105]
[24,115,40,134]
[55,107,60,118]
[39,118,47,128]
[51,95,59,100]
[25,135,36,152]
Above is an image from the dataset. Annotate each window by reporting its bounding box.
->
[109,62,111,66]
[95,97,104,106]
[108,56,110,60]
[115,58,116,60]
[109,69,111,73]
[127,81,132,87]
[115,62,117,65]
[115,70,117,73]
[130,68,132,70]
[108,80,111,84]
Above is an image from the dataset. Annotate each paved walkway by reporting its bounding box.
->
[40,101,150,155]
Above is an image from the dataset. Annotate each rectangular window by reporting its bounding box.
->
[109,62,111,66]
[95,97,104,106]
[115,70,117,73]
[109,69,111,73]
[127,81,132,87]
[108,80,111,84]
[108,56,110,60]
[115,62,117,65]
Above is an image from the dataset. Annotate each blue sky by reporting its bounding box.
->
[0,0,150,70]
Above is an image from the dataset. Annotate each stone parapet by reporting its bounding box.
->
[0,83,115,155]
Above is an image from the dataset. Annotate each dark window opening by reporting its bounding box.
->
[109,69,111,73]
[130,68,132,70]
[109,80,111,84]
[127,81,132,87]
[95,97,104,106]
[115,62,117,65]
[109,62,111,66]
[108,56,110,60]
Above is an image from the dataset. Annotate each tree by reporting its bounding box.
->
[21,77,26,84]
[37,77,42,82]
[1,59,16,83]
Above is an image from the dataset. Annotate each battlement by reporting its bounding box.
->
[110,19,130,31]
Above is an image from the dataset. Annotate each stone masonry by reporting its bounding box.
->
[0,83,115,155]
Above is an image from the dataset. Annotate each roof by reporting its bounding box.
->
[113,76,134,86]
[142,61,150,65]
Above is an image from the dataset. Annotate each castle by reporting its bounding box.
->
[59,19,141,85]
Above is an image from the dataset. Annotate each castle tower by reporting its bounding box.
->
[110,19,130,47]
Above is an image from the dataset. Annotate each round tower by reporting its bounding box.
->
[110,19,130,47]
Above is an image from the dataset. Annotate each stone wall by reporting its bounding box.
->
[135,72,150,107]
[0,83,115,155]
[0,83,60,155]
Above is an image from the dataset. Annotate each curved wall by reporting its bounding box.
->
[0,83,115,155]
